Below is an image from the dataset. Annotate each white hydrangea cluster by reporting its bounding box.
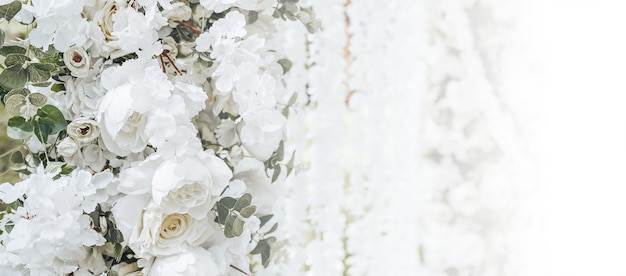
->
[0,0,315,275]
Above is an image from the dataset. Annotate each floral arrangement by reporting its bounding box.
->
[0,0,318,275]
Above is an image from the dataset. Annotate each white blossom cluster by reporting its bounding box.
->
[0,0,312,275]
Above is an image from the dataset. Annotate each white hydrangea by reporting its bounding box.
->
[0,166,113,275]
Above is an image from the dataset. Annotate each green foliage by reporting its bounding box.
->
[33,105,67,143]
[0,45,26,56]
[251,237,277,267]
[7,116,32,139]
[0,64,28,89]
[0,1,22,21]
[4,54,30,67]
[217,193,257,238]
[273,0,321,33]
[264,141,297,183]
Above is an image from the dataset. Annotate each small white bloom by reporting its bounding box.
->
[67,117,100,143]
[238,109,285,161]
[64,46,90,78]
[149,247,220,276]
[57,137,80,157]
[163,2,192,23]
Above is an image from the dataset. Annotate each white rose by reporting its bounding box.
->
[81,144,107,172]
[152,151,232,219]
[149,247,220,276]
[95,0,121,42]
[64,46,90,78]
[130,208,215,258]
[67,117,101,143]
[57,137,80,157]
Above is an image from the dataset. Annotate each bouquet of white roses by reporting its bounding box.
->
[0,0,318,275]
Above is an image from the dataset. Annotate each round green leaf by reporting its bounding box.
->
[27,63,55,83]
[4,87,28,101]
[27,93,47,107]
[7,116,33,139]
[0,45,26,56]
[10,151,23,164]
[4,54,30,67]
[4,94,26,116]
[0,64,28,89]
[0,29,5,48]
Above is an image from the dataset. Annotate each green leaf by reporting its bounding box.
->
[4,54,30,67]
[4,94,26,116]
[50,83,65,92]
[232,217,245,237]
[277,58,292,74]
[31,82,51,87]
[276,140,285,162]
[288,92,298,106]
[250,237,276,267]
[114,243,123,263]
[32,105,67,143]
[247,11,258,24]
[240,205,256,218]
[0,45,26,56]
[0,29,5,48]
[7,116,32,139]
[271,165,281,183]
[4,88,28,100]
[60,164,76,175]
[27,63,55,83]
[0,1,22,21]
[233,193,252,211]
[27,93,47,107]
[0,64,27,89]
[224,213,236,238]
[36,105,66,133]
[10,151,23,164]
[30,45,57,59]
[259,214,273,228]
[286,150,296,176]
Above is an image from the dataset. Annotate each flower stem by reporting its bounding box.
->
[175,20,201,35]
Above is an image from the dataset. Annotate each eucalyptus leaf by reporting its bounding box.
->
[271,165,281,183]
[224,213,236,238]
[35,105,67,133]
[232,217,245,237]
[50,83,65,92]
[286,150,296,176]
[7,116,32,139]
[27,93,47,107]
[0,64,27,89]
[114,243,123,263]
[10,151,23,164]
[240,205,256,218]
[0,29,4,47]
[266,223,278,235]
[4,54,30,67]
[0,1,21,21]
[4,94,26,116]
[31,82,51,87]
[288,92,298,106]
[276,140,285,162]
[259,214,273,228]
[27,63,55,83]
[0,45,26,56]
[233,193,252,211]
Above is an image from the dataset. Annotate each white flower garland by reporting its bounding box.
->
[0,0,318,275]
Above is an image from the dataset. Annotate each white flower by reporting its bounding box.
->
[110,262,142,276]
[97,59,173,156]
[64,46,90,78]
[164,2,192,23]
[215,119,239,148]
[57,137,80,157]
[27,0,90,51]
[238,109,285,161]
[67,117,100,143]
[151,151,232,219]
[148,247,220,276]
[130,207,215,258]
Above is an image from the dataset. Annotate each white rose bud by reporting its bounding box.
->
[96,0,120,42]
[64,46,90,78]
[57,137,80,157]
[67,117,101,143]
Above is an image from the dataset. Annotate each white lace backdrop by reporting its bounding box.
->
[259,0,626,275]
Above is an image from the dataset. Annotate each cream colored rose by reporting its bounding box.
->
[67,117,101,143]
[96,0,120,42]
[63,46,90,78]
[130,208,215,258]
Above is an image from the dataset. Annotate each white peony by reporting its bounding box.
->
[152,151,232,219]
[148,247,220,276]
